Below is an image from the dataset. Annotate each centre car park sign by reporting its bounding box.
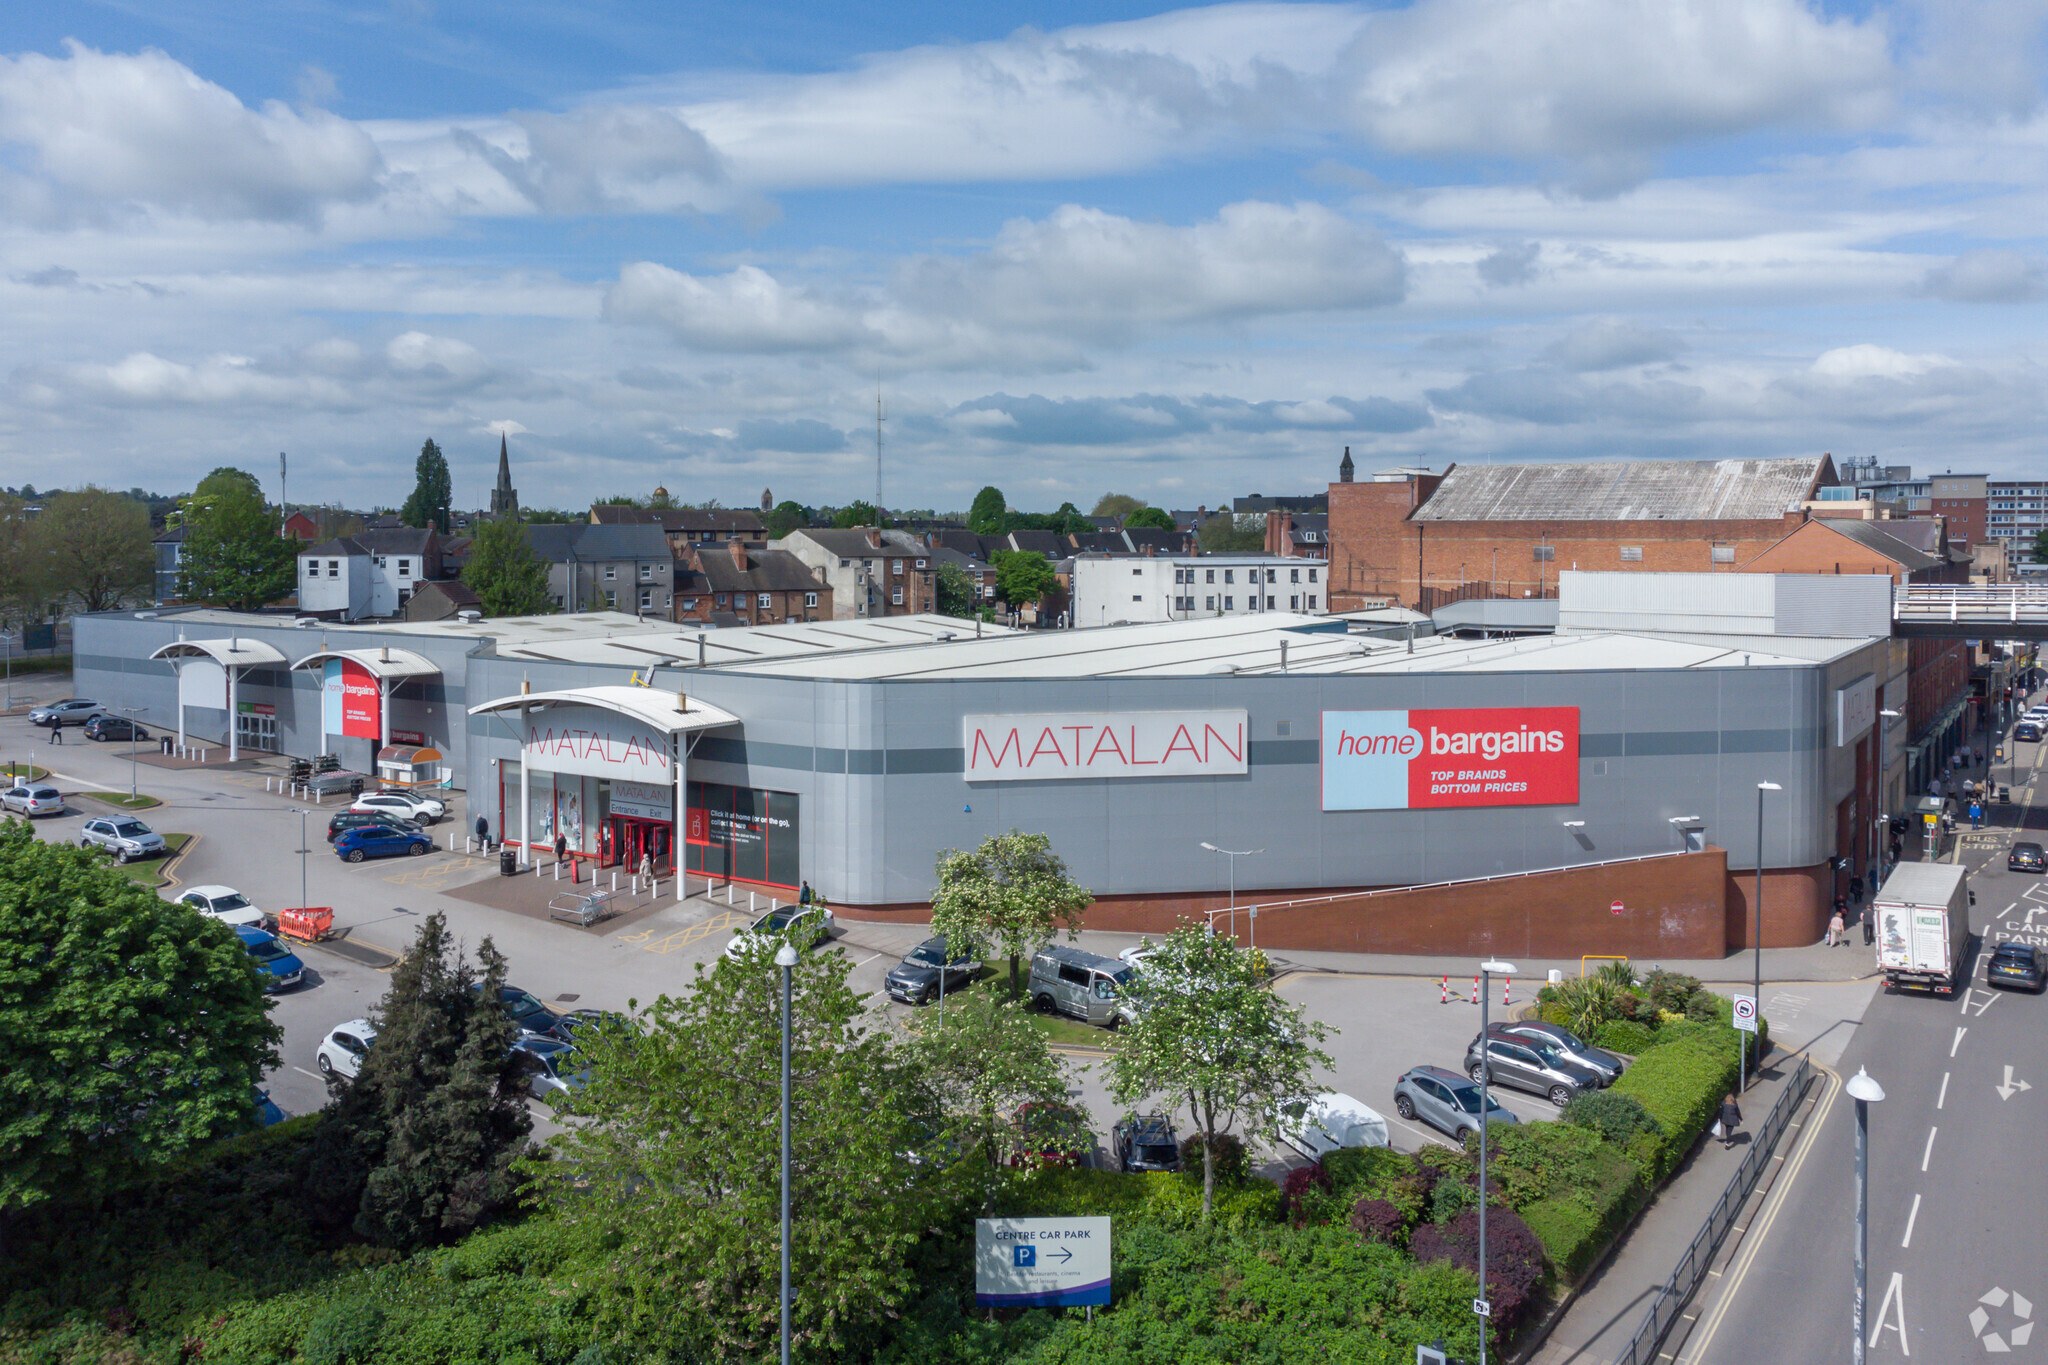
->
[975,1216,1111,1307]
[962,711,1247,782]
[1321,706,1580,811]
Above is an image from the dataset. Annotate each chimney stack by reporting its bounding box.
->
[729,538,748,569]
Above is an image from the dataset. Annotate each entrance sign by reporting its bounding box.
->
[962,711,1247,782]
[1322,707,1580,811]
[524,707,672,783]
[609,780,673,819]
[976,1217,1110,1308]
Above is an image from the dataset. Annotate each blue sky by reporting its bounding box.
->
[2,0,2045,514]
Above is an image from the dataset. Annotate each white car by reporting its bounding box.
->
[176,885,267,930]
[1,784,63,817]
[79,815,167,863]
[1275,1092,1391,1160]
[316,1019,378,1080]
[723,905,834,959]
[351,790,446,825]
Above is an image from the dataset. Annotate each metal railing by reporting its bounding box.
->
[1234,849,1699,921]
[1611,1054,1815,1365]
[1896,584,2048,623]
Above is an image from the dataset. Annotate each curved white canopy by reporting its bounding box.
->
[288,646,440,680]
[468,684,737,735]
[149,637,287,668]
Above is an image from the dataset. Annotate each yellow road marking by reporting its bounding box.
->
[616,911,744,954]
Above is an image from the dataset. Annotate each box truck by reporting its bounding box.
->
[1873,863,1973,996]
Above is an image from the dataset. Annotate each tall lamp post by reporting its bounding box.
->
[288,808,311,910]
[116,706,146,800]
[1199,841,1263,944]
[1847,1066,1885,1365]
[775,941,799,1365]
[1476,957,1517,1365]
[1,630,11,712]
[1747,782,1781,1094]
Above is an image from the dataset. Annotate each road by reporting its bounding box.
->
[1689,725,2048,1363]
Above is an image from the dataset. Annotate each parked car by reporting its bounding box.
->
[350,790,446,825]
[485,984,572,1042]
[1,783,63,817]
[28,698,102,728]
[1464,1034,1604,1107]
[1112,1113,1182,1172]
[1392,1064,1519,1144]
[176,884,267,930]
[2016,721,2044,743]
[1275,1092,1391,1159]
[334,825,432,862]
[236,925,305,991]
[79,815,167,862]
[561,1008,633,1041]
[1009,1102,1091,1167]
[1027,943,1137,1029]
[884,936,982,1004]
[316,1019,377,1079]
[253,1088,286,1127]
[2009,841,2045,873]
[82,715,149,743]
[509,1037,590,1104]
[1481,1020,1625,1084]
[327,809,423,842]
[1987,941,2048,992]
[724,904,834,959]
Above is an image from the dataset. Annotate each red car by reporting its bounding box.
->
[1008,1102,1091,1168]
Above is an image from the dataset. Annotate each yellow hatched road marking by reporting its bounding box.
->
[616,912,745,955]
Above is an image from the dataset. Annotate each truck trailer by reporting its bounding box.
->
[1873,862,1973,996]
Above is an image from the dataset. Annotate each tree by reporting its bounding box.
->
[1199,511,1267,553]
[907,990,1081,1206]
[0,494,38,623]
[522,507,581,524]
[1107,922,1332,1217]
[1050,501,1091,536]
[0,821,280,1214]
[929,830,1092,997]
[30,488,154,612]
[1092,493,1142,519]
[461,514,554,616]
[1125,505,1176,532]
[2034,528,2048,563]
[967,486,1009,535]
[534,941,947,1361]
[934,563,978,617]
[993,549,1058,608]
[830,499,880,529]
[304,912,530,1247]
[763,500,809,539]
[397,439,453,533]
[173,466,295,611]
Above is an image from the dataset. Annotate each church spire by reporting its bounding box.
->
[490,433,520,519]
[1338,445,1355,484]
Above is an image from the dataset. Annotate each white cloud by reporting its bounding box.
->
[1811,343,1954,379]
[603,262,873,352]
[1921,248,2046,303]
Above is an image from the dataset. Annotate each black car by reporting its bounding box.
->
[82,715,149,743]
[1482,1021,1625,1085]
[1112,1113,1182,1172]
[884,936,983,1005]
[2010,841,2045,873]
[483,984,571,1042]
[327,809,423,842]
[2016,721,2044,743]
[1987,942,2047,992]
[1465,1034,1604,1107]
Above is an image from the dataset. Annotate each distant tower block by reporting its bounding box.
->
[490,433,520,519]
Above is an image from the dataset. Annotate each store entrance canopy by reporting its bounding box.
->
[467,684,738,736]
[149,637,289,760]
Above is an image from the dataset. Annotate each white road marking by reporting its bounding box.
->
[1872,1271,1910,1355]
[846,952,882,969]
[291,1065,322,1080]
[1921,1125,1937,1172]
[1938,1071,1950,1110]
[1953,1025,1969,1057]
[1901,1191,1922,1248]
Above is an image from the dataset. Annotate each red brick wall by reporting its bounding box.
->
[1723,862,1832,948]
[1327,474,1438,608]
[1740,520,1908,580]
[1414,515,1800,603]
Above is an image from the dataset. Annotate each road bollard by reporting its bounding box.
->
[1471,976,1479,1006]
[1504,977,1511,1007]
[1440,975,1449,1004]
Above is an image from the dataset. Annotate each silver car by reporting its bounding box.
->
[28,698,103,728]
[79,816,167,863]
[1,784,63,817]
[509,1037,589,1104]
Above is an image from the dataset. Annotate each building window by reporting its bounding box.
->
[893,559,904,575]
[396,558,412,577]
[640,564,653,581]
[916,558,927,569]
[1308,567,1318,582]
[1224,569,1234,583]
[639,589,653,610]
[1132,567,1142,576]
[603,589,617,608]
[1266,596,1275,609]
[804,592,818,608]
[1133,594,1143,603]
[891,587,904,605]
[1712,545,1736,564]
[1205,595,1216,611]
[717,593,729,607]
[603,565,617,580]
[1533,546,1555,562]
[1290,594,1299,609]
[1266,569,1277,583]
[1206,569,1215,583]
[1619,546,1643,562]
[983,585,996,599]
[1308,593,1318,609]
[758,593,772,609]
[1290,568,1300,583]
[1224,596,1234,610]
[839,558,851,568]
[327,560,340,575]
[683,598,698,612]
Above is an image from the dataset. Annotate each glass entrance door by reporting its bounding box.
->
[235,711,278,753]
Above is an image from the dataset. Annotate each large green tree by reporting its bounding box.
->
[934,563,978,618]
[967,485,1009,535]
[31,487,154,612]
[1092,492,1142,519]
[0,493,39,622]
[304,912,530,1248]
[173,466,295,610]
[907,989,1079,1204]
[1107,922,1332,1217]
[830,499,881,529]
[397,438,453,533]
[1199,511,1267,553]
[461,514,554,616]
[929,830,1092,997]
[1125,505,1176,532]
[535,941,947,1362]
[0,821,280,1213]
[763,499,808,539]
[2033,528,2048,563]
[992,549,1058,608]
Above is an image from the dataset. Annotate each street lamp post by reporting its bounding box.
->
[289,808,311,910]
[1847,1067,1885,1365]
[775,940,799,1365]
[1,631,11,712]
[1476,957,1517,1365]
[117,706,146,800]
[1199,842,1263,945]
[1748,782,1781,1095]
[1561,819,1585,865]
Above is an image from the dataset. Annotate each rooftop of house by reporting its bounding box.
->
[1410,456,1833,523]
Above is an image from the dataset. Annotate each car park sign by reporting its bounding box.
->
[1321,707,1580,811]
[975,1217,1111,1307]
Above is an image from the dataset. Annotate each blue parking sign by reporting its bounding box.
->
[1013,1245,1036,1268]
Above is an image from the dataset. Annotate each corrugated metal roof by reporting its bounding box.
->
[1412,457,1827,523]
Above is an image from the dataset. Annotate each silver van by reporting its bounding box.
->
[1028,944,1137,1029]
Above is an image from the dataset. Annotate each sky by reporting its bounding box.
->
[2,0,2045,515]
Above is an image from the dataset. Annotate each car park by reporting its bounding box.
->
[1481,1020,1624,1084]
[723,905,834,959]
[1027,943,1137,1029]
[2016,721,2044,743]
[1112,1113,1182,1172]
[1,783,63,817]
[1392,1064,1519,1144]
[1987,941,2048,992]
[2011,841,2046,873]
[350,790,446,825]
[316,1019,377,1079]
[333,825,432,862]
[236,925,305,991]
[79,815,166,862]
[1276,1091,1391,1159]
[487,984,572,1042]
[509,1037,590,1104]
[176,885,267,930]
[28,698,103,728]
[1009,1102,1091,1167]
[884,936,982,1004]
[82,715,149,743]
[327,809,423,842]
[1465,1034,1603,1107]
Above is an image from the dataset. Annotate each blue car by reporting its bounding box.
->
[253,1087,286,1127]
[334,824,433,862]
[235,925,305,992]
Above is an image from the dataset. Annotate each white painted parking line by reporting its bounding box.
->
[1938,1071,1950,1110]
[1921,1125,1937,1172]
[845,952,882,969]
[1901,1192,1921,1248]
[291,1065,323,1080]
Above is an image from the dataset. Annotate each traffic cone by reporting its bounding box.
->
[1471,975,1479,1006]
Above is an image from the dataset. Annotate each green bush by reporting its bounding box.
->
[1559,1090,1661,1150]
[1640,969,1702,1014]
[1610,1036,1739,1180]
[1593,1019,1659,1055]
[301,1295,386,1364]
[1684,990,1722,1023]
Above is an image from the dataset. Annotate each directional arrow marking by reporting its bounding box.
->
[1045,1244,1073,1264]
[1997,1066,2033,1101]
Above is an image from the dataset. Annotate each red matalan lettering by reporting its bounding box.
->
[1028,727,1066,766]
[970,728,1024,769]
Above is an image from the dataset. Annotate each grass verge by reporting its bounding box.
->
[96,832,192,884]
[933,970,1122,1050]
[1,762,48,781]
[84,791,163,810]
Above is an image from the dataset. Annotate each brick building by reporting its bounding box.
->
[675,539,829,625]
[782,527,939,619]
[1262,510,1329,560]
[1926,473,1987,548]
[1326,455,1836,611]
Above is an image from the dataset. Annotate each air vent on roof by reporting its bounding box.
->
[457,610,482,623]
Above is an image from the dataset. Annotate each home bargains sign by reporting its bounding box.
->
[523,707,672,783]
[962,711,1247,782]
[340,660,381,739]
[1321,707,1579,811]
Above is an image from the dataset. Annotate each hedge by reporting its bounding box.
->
[1592,1019,1659,1055]
[1486,1121,1650,1281]
[1609,1035,1740,1181]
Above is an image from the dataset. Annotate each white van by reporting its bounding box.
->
[1277,1092,1391,1160]
[1027,943,1138,1029]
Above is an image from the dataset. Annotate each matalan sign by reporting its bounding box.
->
[522,707,673,783]
[962,711,1247,782]
[975,1216,1110,1308]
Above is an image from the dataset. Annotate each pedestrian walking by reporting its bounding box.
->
[1849,872,1864,903]
[799,881,813,906]
[50,725,61,746]
[1828,907,1847,946]
[638,849,653,883]
[554,831,568,865]
[475,814,489,851]
[1863,910,1876,946]
[1718,1093,1742,1148]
